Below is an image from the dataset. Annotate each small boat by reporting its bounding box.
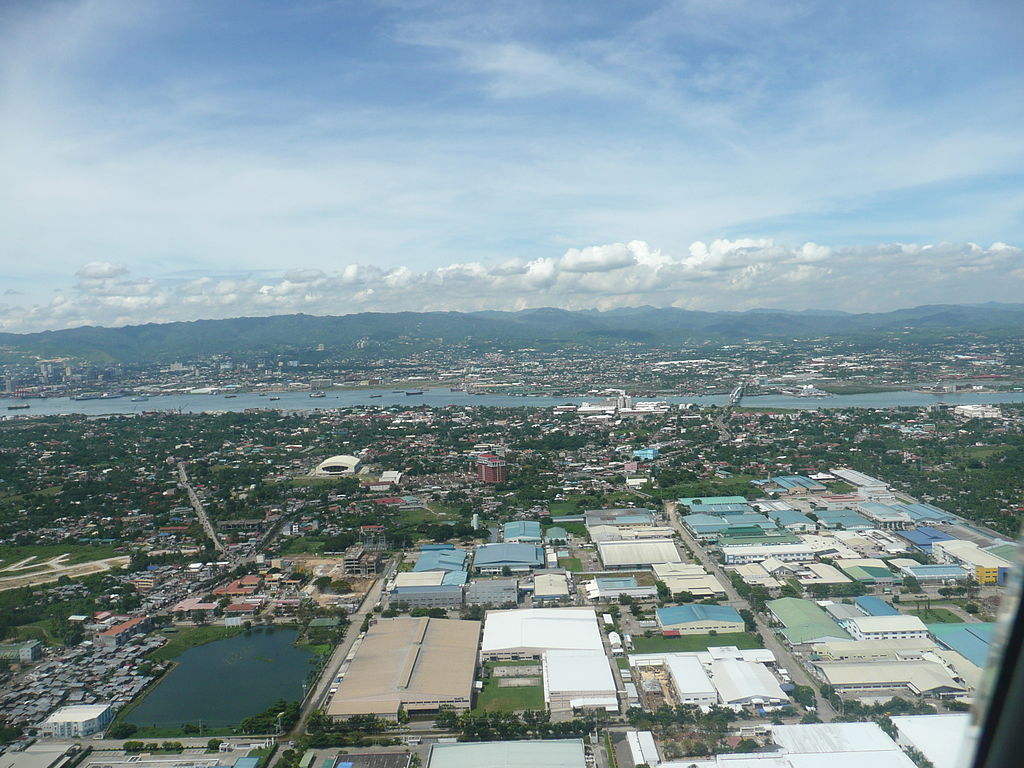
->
[405,390,424,396]
[269,396,281,401]
[258,393,267,397]
[224,394,237,398]
[130,396,149,402]
[369,393,383,398]
[7,404,30,410]
[309,391,326,398]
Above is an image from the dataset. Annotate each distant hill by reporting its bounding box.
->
[2,303,1024,362]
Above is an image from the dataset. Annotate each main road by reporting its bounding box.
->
[664,500,836,721]
[177,461,225,553]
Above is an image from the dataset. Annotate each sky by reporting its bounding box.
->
[1,0,1022,332]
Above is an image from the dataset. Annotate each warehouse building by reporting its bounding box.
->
[890,560,969,583]
[412,547,468,573]
[629,647,784,709]
[389,585,464,609]
[843,615,929,641]
[710,657,788,707]
[473,543,545,573]
[632,653,717,706]
[464,578,518,607]
[582,576,657,602]
[814,508,875,531]
[836,558,900,585]
[533,572,571,602]
[732,563,783,591]
[811,638,938,662]
[766,598,851,645]
[503,520,543,543]
[932,539,1012,585]
[811,660,966,696]
[897,527,956,554]
[927,622,995,667]
[38,704,114,737]
[652,562,726,598]
[542,649,618,713]
[656,604,744,635]
[597,539,682,568]
[426,739,586,768]
[584,508,656,527]
[768,722,917,768]
[890,713,971,768]
[327,617,480,719]
[720,544,817,565]
[480,607,604,660]
[855,596,900,617]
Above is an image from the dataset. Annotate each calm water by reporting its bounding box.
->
[3,387,1024,416]
[126,628,314,728]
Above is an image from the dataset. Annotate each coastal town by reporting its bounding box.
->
[1,385,1021,768]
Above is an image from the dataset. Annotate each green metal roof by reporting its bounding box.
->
[766,597,851,644]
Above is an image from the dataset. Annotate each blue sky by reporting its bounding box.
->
[0,0,1022,330]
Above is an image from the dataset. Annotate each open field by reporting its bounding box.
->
[630,632,761,653]
[558,557,583,572]
[908,606,964,623]
[474,680,544,712]
[0,546,129,591]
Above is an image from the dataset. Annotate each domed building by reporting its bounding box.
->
[312,454,363,476]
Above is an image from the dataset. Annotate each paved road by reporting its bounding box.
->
[664,501,836,722]
[178,461,225,553]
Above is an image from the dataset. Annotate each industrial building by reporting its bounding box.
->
[533,572,571,602]
[810,638,938,662]
[326,617,480,719]
[584,508,657,527]
[766,598,851,645]
[931,539,1012,585]
[412,546,468,573]
[0,639,42,662]
[480,607,604,660]
[38,704,114,737]
[889,560,970,583]
[473,543,545,573]
[890,714,971,768]
[710,657,788,707]
[582,576,657,601]
[464,578,518,606]
[503,520,543,543]
[542,649,618,713]
[811,659,966,696]
[597,539,681,568]
[720,544,817,565]
[927,623,994,667]
[426,739,586,768]
[897,527,956,553]
[768,722,917,768]
[652,562,726,598]
[656,604,744,635]
[389,585,463,609]
[835,557,899,585]
[842,615,929,641]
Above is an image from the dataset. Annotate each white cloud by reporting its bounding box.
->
[0,238,1020,332]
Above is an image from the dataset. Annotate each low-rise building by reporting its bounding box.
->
[656,604,744,635]
[843,615,929,641]
[932,539,1012,585]
[38,704,114,737]
[0,639,42,663]
[465,578,518,606]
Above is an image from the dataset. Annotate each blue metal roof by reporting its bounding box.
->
[657,604,743,625]
[595,577,638,589]
[679,495,747,506]
[392,585,463,595]
[441,570,469,586]
[473,543,544,567]
[897,527,956,550]
[770,509,815,527]
[233,759,260,768]
[896,502,955,523]
[414,548,468,572]
[688,502,754,515]
[928,623,995,667]
[854,596,899,616]
[503,520,543,539]
[815,509,873,529]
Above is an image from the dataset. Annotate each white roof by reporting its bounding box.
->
[394,571,446,588]
[626,731,661,767]
[664,655,717,699]
[847,615,928,633]
[44,703,111,722]
[890,714,973,768]
[711,658,788,704]
[534,572,569,597]
[481,607,604,654]
[771,722,904,754]
[543,649,616,695]
[598,539,682,566]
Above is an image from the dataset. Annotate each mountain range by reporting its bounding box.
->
[2,303,1023,363]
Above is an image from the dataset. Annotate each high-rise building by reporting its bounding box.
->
[476,454,508,483]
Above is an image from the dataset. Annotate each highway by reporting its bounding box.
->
[663,500,836,722]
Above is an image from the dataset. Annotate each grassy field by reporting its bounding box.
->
[474,681,544,712]
[630,632,761,653]
[149,626,243,662]
[546,521,588,538]
[0,543,123,570]
[278,537,328,556]
[558,557,583,572]
[909,607,964,623]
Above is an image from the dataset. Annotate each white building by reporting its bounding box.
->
[710,658,788,707]
[597,539,682,568]
[890,714,973,768]
[542,649,618,713]
[843,615,929,641]
[39,704,114,737]
[625,731,662,767]
[721,544,817,564]
[480,607,604,660]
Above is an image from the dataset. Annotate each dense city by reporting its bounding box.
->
[1,369,1022,768]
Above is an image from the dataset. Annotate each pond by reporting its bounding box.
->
[126,627,314,728]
